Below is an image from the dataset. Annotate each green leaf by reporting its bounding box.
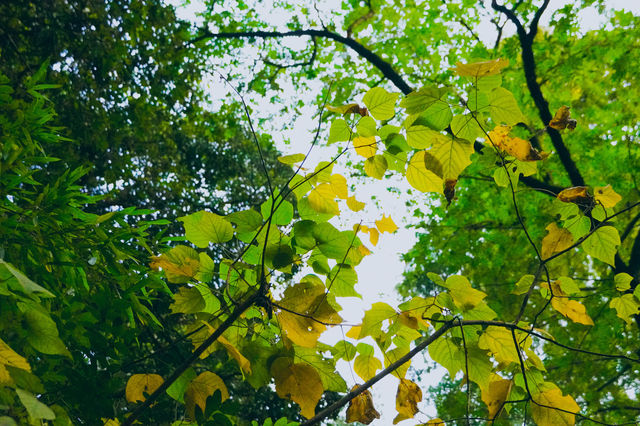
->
[328,119,353,144]
[582,226,620,266]
[364,155,388,179]
[0,260,54,297]
[441,275,486,311]
[614,273,633,291]
[327,264,360,298]
[20,304,70,357]
[363,87,399,120]
[277,153,306,165]
[430,135,474,179]
[261,196,294,226]
[488,88,523,126]
[609,295,640,325]
[15,389,55,420]
[357,116,378,137]
[170,286,206,314]
[179,211,234,247]
[405,125,439,149]
[450,114,483,141]
[400,86,448,114]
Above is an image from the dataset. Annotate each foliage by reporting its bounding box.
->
[2,1,640,426]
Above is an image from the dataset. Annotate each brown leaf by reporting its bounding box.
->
[346,385,381,424]
[393,378,422,424]
[556,186,592,204]
[549,106,577,130]
[444,179,457,207]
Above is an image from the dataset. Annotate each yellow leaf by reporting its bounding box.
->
[549,106,577,130]
[276,281,342,348]
[481,375,512,418]
[478,326,519,365]
[346,325,362,339]
[452,58,509,77]
[0,338,31,373]
[541,223,574,259]
[346,385,381,424]
[353,136,377,158]
[375,215,398,234]
[327,103,368,116]
[551,297,594,326]
[358,244,372,257]
[308,184,340,215]
[393,378,422,424]
[531,387,580,426]
[354,353,382,381]
[487,126,548,161]
[406,150,443,193]
[347,195,366,212]
[594,184,621,208]
[271,357,323,419]
[102,419,120,426]
[125,374,164,403]
[557,186,591,203]
[184,372,229,419]
[442,275,486,311]
[330,174,348,199]
[150,245,200,284]
[425,418,446,425]
[217,335,251,374]
[277,153,306,165]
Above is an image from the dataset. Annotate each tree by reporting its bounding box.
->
[2,1,640,426]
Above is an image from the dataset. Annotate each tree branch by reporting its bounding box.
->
[194,28,413,95]
[122,291,260,425]
[491,0,585,187]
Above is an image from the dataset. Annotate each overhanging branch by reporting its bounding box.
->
[193,28,413,95]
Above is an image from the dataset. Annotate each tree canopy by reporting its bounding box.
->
[1,1,640,425]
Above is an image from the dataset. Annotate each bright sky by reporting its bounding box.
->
[167,1,639,423]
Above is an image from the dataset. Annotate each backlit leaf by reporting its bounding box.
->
[328,119,352,144]
[364,155,387,179]
[277,153,306,165]
[400,86,448,115]
[170,286,206,314]
[614,273,633,291]
[582,226,620,266]
[353,136,377,158]
[179,211,234,247]
[354,352,382,381]
[452,58,509,77]
[406,151,443,193]
[430,135,474,179]
[271,358,323,419]
[330,174,348,199]
[531,387,580,426]
[357,116,378,137]
[481,375,512,418]
[363,87,399,120]
[594,184,622,208]
[487,125,548,161]
[345,385,380,424]
[126,374,164,403]
[276,280,342,347]
[218,335,251,374]
[375,215,398,234]
[308,184,340,215]
[541,223,574,259]
[441,275,486,311]
[488,88,523,126]
[184,372,229,419]
[610,295,640,325]
[478,326,519,365]
[393,379,422,424]
[327,103,367,116]
[150,245,200,284]
[347,195,366,212]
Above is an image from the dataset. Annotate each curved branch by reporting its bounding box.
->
[491,0,585,187]
[194,28,413,95]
